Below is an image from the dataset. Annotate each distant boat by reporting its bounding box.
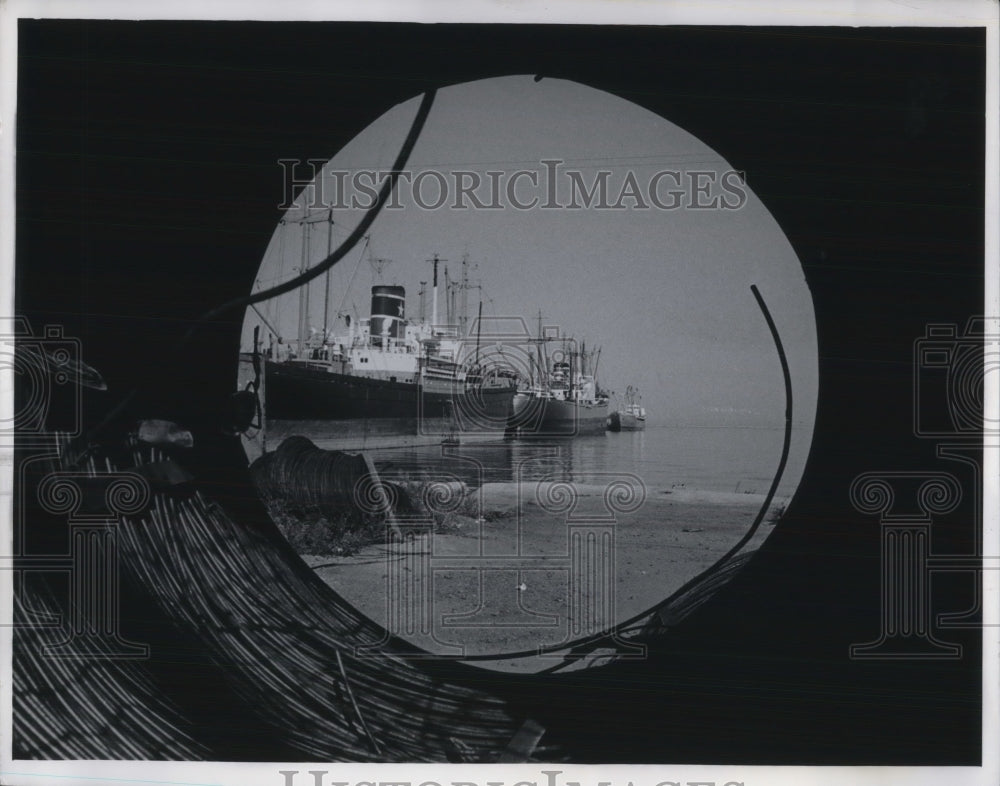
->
[607,385,646,431]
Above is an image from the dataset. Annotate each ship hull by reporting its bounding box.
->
[265,360,515,449]
[510,392,609,437]
[607,410,646,432]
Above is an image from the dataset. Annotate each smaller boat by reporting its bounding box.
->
[607,385,646,431]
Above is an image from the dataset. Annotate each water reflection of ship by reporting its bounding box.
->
[508,314,609,437]
[607,385,646,431]
[250,219,515,449]
[372,440,578,486]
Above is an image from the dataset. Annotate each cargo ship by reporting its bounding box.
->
[258,249,516,449]
[607,385,646,431]
[507,327,609,437]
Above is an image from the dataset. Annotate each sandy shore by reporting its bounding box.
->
[301,483,785,672]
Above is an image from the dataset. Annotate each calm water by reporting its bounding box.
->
[372,422,810,499]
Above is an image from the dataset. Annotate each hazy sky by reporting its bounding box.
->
[242,76,817,432]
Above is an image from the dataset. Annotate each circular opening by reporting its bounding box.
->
[242,76,817,671]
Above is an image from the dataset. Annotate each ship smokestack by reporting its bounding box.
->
[370,285,406,342]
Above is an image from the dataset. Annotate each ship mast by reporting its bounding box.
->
[536,310,546,390]
[297,220,311,358]
[567,338,574,400]
[460,253,470,338]
[458,257,483,339]
[294,210,338,356]
[474,299,483,369]
[445,266,453,326]
[321,208,334,342]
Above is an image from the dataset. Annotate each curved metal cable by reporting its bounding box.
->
[191,89,435,332]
